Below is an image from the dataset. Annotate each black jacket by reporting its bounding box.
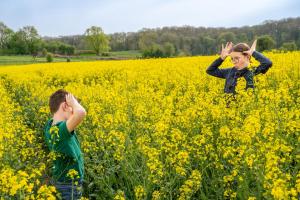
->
[206,51,272,94]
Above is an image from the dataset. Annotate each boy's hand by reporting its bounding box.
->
[65,93,87,133]
[243,39,257,56]
[66,93,79,108]
[220,42,233,60]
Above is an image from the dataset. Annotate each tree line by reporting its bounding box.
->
[108,17,299,57]
[0,24,109,58]
[0,24,76,57]
[0,17,299,58]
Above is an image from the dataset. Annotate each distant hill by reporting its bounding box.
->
[46,17,300,55]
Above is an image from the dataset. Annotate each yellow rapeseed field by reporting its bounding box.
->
[0,51,299,199]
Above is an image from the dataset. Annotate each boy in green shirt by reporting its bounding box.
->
[44,89,86,199]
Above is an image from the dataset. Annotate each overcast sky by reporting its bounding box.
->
[0,0,299,37]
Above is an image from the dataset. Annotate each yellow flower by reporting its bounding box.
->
[114,190,125,200]
[67,169,79,180]
[134,185,146,200]
[0,51,299,199]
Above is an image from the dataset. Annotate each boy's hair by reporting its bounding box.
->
[232,43,250,54]
[49,89,68,114]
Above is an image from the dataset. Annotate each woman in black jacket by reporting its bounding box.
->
[206,40,272,94]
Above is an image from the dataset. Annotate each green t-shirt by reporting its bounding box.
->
[44,118,84,182]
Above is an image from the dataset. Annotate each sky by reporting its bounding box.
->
[0,0,299,37]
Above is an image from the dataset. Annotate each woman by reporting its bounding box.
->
[206,40,272,94]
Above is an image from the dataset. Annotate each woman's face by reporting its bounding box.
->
[230,51,250,70]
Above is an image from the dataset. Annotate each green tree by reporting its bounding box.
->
[44,41,59,53]
[198,36,216,55]
[8,31,28,54]
[142,44,164,58]
[0,22,13,51]
[85,26,110,55]
[138,30,158,51]
[23,26,41,57]
[217,32,236,44]
[8,26,41,56]
[125,33,139,50]
[109,32,126,51]
[163,42,175,57]
[281,41,297,51]
[46,53,53,62]
[257,35,276,52]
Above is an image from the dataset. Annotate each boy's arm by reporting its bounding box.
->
[65,93,87,133]
[251,51,273,75]
[206,57,229,79]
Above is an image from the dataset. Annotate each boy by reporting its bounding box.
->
[44,89,86,199]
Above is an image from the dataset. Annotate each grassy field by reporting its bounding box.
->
[106,50,142,58]
[0,50,142,66]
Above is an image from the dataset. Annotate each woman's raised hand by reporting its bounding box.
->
[220,42,233,60]
[243,39,257,56]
